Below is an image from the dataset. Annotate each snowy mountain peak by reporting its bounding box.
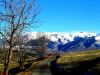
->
[46,32,97,43]
[25,32,98,41]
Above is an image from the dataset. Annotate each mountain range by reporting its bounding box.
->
[25,32,100,52]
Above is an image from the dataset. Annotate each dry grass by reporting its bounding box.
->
[57,50,100,65]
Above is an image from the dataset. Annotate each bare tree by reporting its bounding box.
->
[15,35,27,70]
[0,0,40,75]
[36,32,50,58]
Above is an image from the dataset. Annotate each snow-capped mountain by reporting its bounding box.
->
[25,32,97,40]
[25,32,100,52]
[47,32,97,43]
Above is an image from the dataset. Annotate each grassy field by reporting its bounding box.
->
[0,63,19,72]
[0,58,38,73]
[57,50,100,70]
[57,50,100,64]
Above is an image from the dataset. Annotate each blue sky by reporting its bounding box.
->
[33,0,100,32]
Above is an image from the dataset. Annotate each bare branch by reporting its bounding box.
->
[0,0,40,74]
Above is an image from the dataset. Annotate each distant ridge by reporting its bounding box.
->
[24,32,100,52]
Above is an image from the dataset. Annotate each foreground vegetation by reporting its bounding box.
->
[0,50,100,75]
[0,56,50,75]
[57,50,100,74]
[57,50,100,65]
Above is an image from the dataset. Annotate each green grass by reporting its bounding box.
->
[10,63,19,69]
[0,63,19,73]
[57,50,100,65]
[0,64,4,72]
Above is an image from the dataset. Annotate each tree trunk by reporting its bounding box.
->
[4,47,13,75]
[19,59,25,70]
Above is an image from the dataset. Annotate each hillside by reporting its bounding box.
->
[57,50,100,64]
[56,50,100,75]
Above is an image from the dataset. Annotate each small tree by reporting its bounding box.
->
[0,0,40,75]
[26,32,50,58]
[14,35,27,70]
[36,32,50,58]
